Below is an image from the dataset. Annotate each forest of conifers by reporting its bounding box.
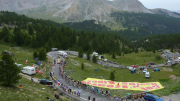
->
[0,11,131,54]
[0,11,180,54]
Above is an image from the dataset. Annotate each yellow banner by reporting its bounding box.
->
[81,78,164,91]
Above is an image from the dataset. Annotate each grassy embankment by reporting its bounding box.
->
[64,51,180,97]
[102,51,165,66]
[0,44,70,101]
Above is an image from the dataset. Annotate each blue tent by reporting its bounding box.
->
[38,61,41,65]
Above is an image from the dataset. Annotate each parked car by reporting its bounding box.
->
[149,62,155,65]
[143,69,147,73]
[103,59,108,62]
[144,94,164,101]
[153,68,160,72]
[147,62,155,65]
[129,67,136,71]
[114,62,118,64]
[38,79,53,85]
[157,49,163,52]
[131,65,138,68]
[131,69,136,74]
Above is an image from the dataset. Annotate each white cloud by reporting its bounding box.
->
[138,0,180,10]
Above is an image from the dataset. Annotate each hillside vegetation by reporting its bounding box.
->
[1,11,180,54]
[0,11,131,54]
[0,45,70,101]
[65,12,180,40]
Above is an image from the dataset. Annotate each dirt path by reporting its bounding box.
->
[20,73,39,82]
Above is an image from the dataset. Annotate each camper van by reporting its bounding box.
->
[92,51,98,57]
[51,48,58,51]
[57,51,67,57]
[21,66,35,75]
[145,72,150,78]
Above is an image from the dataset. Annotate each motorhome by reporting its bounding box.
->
[21,66,35,75]
[57,51,67,57]
[92,51,98,57]
[51,48,58,51]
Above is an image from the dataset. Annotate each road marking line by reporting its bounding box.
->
[80,97,87,100]
[81,92,90,95]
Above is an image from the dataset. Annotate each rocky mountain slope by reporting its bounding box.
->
[152,8,180,18]
[0,0,180,22]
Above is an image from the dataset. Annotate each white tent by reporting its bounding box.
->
[92,51,98,57]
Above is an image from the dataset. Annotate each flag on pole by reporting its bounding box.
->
[36,68,39,73]
[38,69,41,74]
[25,60,28,63]
[25,57,28,63]
[58,80,60,85]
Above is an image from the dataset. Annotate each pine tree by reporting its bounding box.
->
[28,25,34,35]
[33,51,38,59]
[14,27,24,45]
[78,47,83,58]
[38,47,47,61]
[135,48,138,53]
[119,50,122,56]
[171,48,173,52]
[81,63,85,70]
[0,53,21,86]
[112,53,116,59]
[92,55,97,63]
[87,50,90,60]
[1,26,10,42]
[153,49,156,54]
[110,71,115,81]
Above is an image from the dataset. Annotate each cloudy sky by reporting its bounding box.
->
[138,0,180,11]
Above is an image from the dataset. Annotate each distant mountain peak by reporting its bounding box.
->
[0,0,179,22]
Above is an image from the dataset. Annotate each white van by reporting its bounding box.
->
[57,51,67,57]
[21,66,35,75]
[145,72,150,78]
[143,69,147,73]
[92,51,98,57]
[129,67,136,71]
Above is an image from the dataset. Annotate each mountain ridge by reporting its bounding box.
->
[0,0,180,23]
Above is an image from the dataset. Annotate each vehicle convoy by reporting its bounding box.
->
[21,66,35,75]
